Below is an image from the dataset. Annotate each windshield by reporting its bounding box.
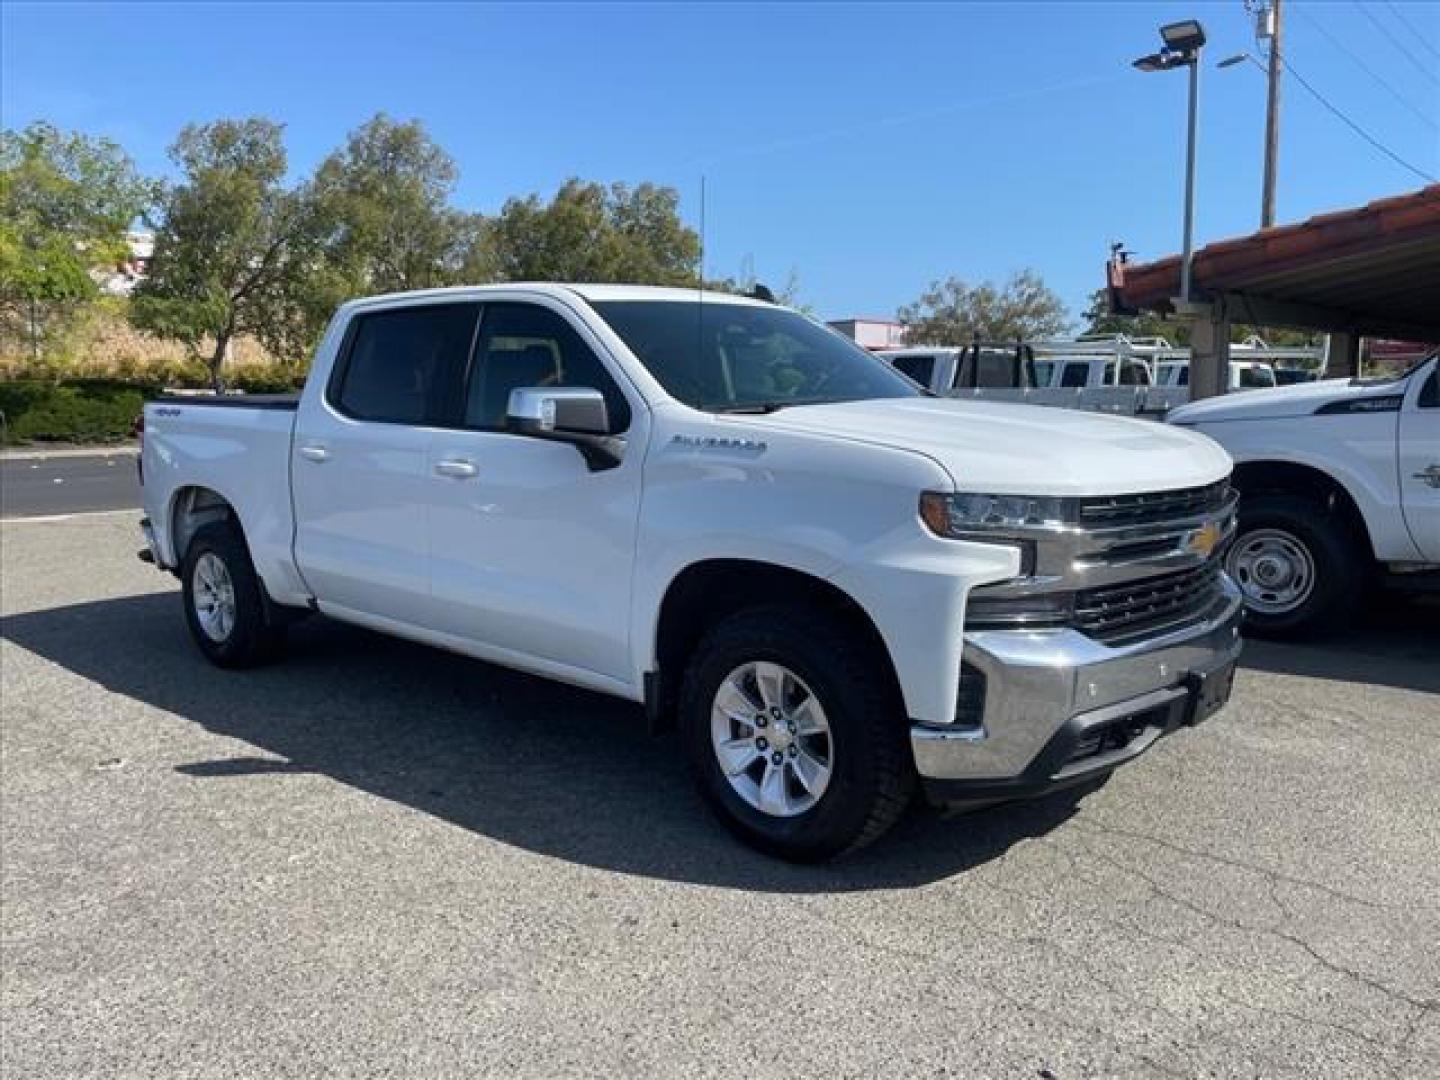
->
[591,300,921,412]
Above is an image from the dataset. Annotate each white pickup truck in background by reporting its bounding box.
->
[880,334,1315,417]
[1168,354,1439,636]
[140,285,1242,859]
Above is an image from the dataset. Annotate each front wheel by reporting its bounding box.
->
[679,605,914,861]
[1225,493,1367,638]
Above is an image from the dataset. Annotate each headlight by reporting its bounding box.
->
[920,491,1068,537]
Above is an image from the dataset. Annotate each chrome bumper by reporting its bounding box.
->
[912,576,1243,793]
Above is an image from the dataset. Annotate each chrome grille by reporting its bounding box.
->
[1077,480,1230,528]
[1074,561,1225,644]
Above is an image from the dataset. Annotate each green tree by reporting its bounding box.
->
[486,179,699,285]
[1080,287,1190,345]
[312,114,483,295]
[132,119,326,388]
[705,267,809,312]
[1082,287,1321,348]
[0,121,152,361]
[898,270,1070,345]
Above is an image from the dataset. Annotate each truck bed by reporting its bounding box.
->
[154,392,299,410]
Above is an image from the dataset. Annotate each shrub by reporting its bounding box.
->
[0,379,152,444]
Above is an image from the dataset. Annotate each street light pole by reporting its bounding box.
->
[1181,48,1201,301]
[1133,20,1207,303]
[1261,0,1282,227]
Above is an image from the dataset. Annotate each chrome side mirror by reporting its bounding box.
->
[505,387,624,471]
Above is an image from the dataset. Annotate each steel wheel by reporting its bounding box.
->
[192,552,237,643]
[1226,528,1316,615]
[710,660,833,818]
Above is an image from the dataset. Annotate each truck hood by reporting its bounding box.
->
[1167,378,1383,424]
[747,397,1231,497]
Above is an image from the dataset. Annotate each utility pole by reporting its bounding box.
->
[1260,0,1282,227]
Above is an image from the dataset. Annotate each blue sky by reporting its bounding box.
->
[4,1,1437,322]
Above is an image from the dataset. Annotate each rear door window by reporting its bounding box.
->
[332,304,480,424]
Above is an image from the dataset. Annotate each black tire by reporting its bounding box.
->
[679,605,914,861]
[1226,492,1368,639]
[180,520,286,668]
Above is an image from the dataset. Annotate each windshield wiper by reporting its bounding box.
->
[714,401,792,414]
[712,397,849,414]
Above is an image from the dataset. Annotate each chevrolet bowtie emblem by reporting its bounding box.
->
[1184,521,1222,557]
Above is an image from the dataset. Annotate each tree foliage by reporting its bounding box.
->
[132,119,327,387]
[0,121,152,359]
[312,114,484,296]
[898,271,1070,345]
[1080,287,1321,348]
[485,179,699,285]
[1080,287,1191,345]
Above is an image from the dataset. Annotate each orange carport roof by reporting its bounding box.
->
[1109,184,1440,340]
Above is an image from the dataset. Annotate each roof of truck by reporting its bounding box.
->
[341,282,774,311]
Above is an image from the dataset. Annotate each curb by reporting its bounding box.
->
[0,444,139,461]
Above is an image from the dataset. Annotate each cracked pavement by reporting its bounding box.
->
[3,515,1437,1078]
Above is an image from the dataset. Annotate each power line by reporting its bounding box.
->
[1296,6,1437,131]
[1280,54,1437,183]
[1381,0,1440,62]
[1353,1,1440,85]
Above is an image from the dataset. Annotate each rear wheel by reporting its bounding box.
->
[680,605,914,861]
[181,521,286,667]
[1226,493,1366,638]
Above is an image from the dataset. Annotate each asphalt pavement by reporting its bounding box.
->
[0,448,140,518]
[2,515,1437,1079]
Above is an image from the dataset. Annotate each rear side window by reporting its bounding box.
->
[971,349,1025,388]
[891,354,935,388]
[464,303,631,432]
[333,304,479,424]
[1061,362,1090,388]
[1119,361,1150,386]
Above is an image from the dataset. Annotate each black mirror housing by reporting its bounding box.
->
[504,387,624,471]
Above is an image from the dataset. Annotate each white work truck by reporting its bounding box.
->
[140,285,1243,860]
[1168,354,1440,636]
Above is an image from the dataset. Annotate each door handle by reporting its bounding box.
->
[298,444,329,463]
[434,458,478,479]
[1414,464,1440,488]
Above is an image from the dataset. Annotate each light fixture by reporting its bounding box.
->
[1160,20,1207,53]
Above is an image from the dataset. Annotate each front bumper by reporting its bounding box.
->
[912,577,1243,803]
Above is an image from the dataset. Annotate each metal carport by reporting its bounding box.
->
[1107,184,1440,398]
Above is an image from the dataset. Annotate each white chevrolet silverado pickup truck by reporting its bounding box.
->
[140,284,1243,860]
[1168,353,1439,637]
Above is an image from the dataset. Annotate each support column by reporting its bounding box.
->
[1323,331,1360,379]
[1189,304,1231,400]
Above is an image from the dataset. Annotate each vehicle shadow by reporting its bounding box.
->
[1237,595,1440,696]
[2,592,1092,892]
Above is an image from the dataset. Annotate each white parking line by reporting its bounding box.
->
[0,509,140,525]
